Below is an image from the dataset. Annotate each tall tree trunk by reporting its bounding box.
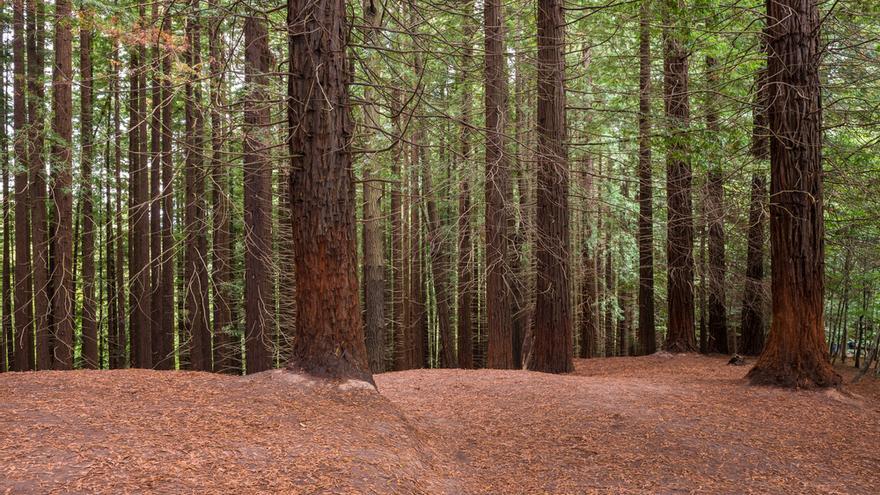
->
[526,0,573,373]
[637,0,656,356]
[209,0,231,373]
[484,0,514,369]
[603,231,614,356]
[578,158,598,359]
[662,0,696,352]
[12,0,33,371]
[27,0,50,370]
[390,88,409,371]
[148,1,163,368]
[79,5,98,368]
[457,21,475,368]
[243,13,273,374]
[50,0,73,369]
[184,0,209,371]
[705,56,728,354]
[424,158,455,368]
[740,174,766,355]
[0,27,11,371]
[159,11,175,370]
[746,0,840,388]
[360,0,386,373]
[287,0,372,382]
[410,137,426,368]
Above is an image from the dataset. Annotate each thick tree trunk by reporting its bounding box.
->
[457,24,475,368]
[637,0,656,356]
[159,12,175,370]
[183,0,209,371]
[740,174,766,355]
[79,6,98,368]
[148,2,163,368]
[484,0,514,369]
[243,13,273,375]
[578,159,598,359]
[390,88,409,371]
[0,32,10,371]
[526,0,573,373]
[12,0,33,371]
[209,1,231,373]
[129,2,152,368]
[662,0,696,353]
[27,0,50,370]
[746,0,840,388]
[705,56,728,354]
[286,0,372,382]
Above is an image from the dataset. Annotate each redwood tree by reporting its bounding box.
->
[746,0,840,388]
[637,0,656,355]
[484,0,514,369]
[79,5,98,368]
[286,0,372,382]
[243,12,273,374]
[526,0,573,373]
[662,0,696,353]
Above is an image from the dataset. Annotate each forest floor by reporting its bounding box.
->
[1,354,878,494]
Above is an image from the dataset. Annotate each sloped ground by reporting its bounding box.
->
[1,355,878,494]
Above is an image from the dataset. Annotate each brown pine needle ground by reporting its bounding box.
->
[1,354,878,494]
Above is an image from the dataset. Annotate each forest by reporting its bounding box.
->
[0,0,878,492]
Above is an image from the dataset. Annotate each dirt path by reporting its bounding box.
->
[1,355,877,494]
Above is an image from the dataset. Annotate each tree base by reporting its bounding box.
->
[286,352,376,387]
[747,360,841,389]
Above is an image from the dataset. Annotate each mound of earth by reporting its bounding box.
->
[1,354,878,494]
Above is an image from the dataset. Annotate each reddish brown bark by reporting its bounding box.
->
[391,88,410,371]
[183,0,209,371]
[662,0,696,353]
[159,12,175,370]
[12,0,33,371]
[457,34,475,368]
[27,0,50,370]
[209,1,231,373]
[637,0,656,355]
[79,6,98,368]
[243,13,273,375]
[526,0,573,373]
[287,0,372,382]
[360,0,386,373]
[484,0,514,369]
[1,28,10,371]
[746,0,840,388]
[148,1,163,368]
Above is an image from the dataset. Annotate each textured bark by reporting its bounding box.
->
[410,136,426,368]
[287,0,372,382]
[705,56,728,354]
[603,233,614,357]
[484,0,514,369]
[360,0,386,373]
[662,0,696,353]
[148,1,163,368]
[1,29,10,371]
[209,1,231,373]
[79,7,98,368]
[12,0,33,371]
[578,159,598,359]
[526,0,573,373]
[740,174,766,355]
[511,29,529,368]
[746,0,840,388]
[183,0,209,371]
[457,26,475,368]
[27,0,50,370]
[243,14,273,375]
[109,34,125,369]
[637,0,656,356]
[390,88,409,371]
[424,158,455,368]
[159,12,175,370]
[129,2,152,368]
